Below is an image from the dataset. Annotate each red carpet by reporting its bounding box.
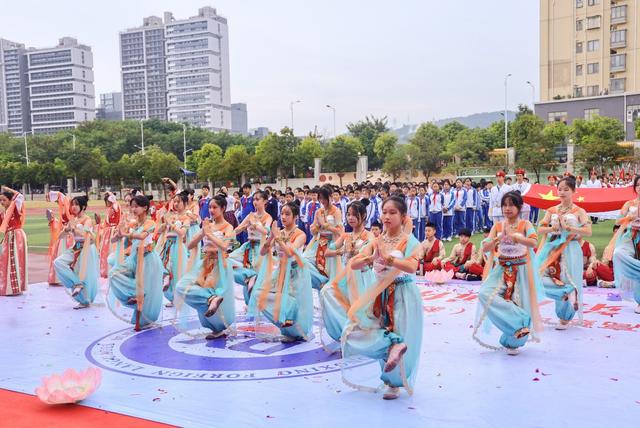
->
[0,389,173,428]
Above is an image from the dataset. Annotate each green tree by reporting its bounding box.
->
[255,127,300,178]
[571,116,626,172]
[323,136,364,185]
[406,122,446,180]
[193,143,224,183]
[382,145,409,181]
[444,128,491,168]
[441,121,467,143]
[221,145,257,185]
[346,115,389,169]
[295,136,323,177]
[516,104,534,118]
[511,114,560,182]
[373,132,398,161]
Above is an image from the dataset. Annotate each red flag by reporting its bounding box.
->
[523,184,634,212]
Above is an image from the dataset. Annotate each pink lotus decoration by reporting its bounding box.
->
[424,269,454,284]
[35,367,102,404]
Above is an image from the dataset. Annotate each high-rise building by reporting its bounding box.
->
[96,92,123,121]
[27,37,95,134]
[0,38,30,135]
[120,16,167,120]
[119,7,232,131]
[165,7,231,131]
[537,0,640,140]
[231,102,248,135]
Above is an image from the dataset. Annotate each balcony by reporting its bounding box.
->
[611,54,626,72]
[610,77,626,94]
[611,29,627,48]
[611,5,627,24]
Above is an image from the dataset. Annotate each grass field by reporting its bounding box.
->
[22,210,617,258]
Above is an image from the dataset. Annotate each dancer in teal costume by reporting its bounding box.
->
[321,199,375,346]
[53,196,99,309]
[536,176,592,329]
[248,202,313,342]
[175,195,236,340]
[473,192,545,355]
[107,195,164,330]
[341,196,423,400]
[157,192,190,305]
[612,175,640,314]
[303,185,343,291]
[229,190,272,304]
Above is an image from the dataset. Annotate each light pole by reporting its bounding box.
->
[22,131,31,165]
[139,119,145,154]
[72,134,77,192]
[526,81,536,112]
[182,123,188,170]
[504,74,512,165]
[289,100,301,131]
[326,104,336,137]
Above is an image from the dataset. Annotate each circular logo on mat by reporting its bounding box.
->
[85,316,370,382]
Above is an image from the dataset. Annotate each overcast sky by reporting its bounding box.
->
[0,0,539,136]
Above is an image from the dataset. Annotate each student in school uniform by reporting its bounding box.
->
[417,186,429,241]
[441,179,455,242]
[428,182,443,240]
[406,187,420,239]
[464,178,477,234]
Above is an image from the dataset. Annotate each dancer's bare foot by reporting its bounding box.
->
[555,320,570,330]
[205,296,223,317]
[382,386,400,400]
[71,285,83,297]
[383,343,407,373]
[164,302,174,308]
[205,331,227,340]
[514,327,530,339]
[506,347,520,356]
[162,276,170,292]
[73,303,89,310]
[635,305,640,314]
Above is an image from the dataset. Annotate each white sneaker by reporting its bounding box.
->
[506,347,519,356]
[635,305,640,314]
[382,386,400,400]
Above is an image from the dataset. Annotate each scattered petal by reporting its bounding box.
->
[532,377,540,381]
[610,378,618,382]
[152,397,161,402]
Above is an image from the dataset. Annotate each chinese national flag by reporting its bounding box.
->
[522,184,635,212]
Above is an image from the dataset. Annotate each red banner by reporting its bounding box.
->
[523,184,635,212]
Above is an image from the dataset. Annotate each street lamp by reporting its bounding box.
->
[139,119,145,154]
[22,131,33,165]
[526,80,536,111]
[289,100,301,131]
[504,74,512,160]
[325,104,336,137]
[72,134,77,192]
[182,123,188,170]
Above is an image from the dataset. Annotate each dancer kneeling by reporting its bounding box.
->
[472,192,544,355]
[341,196,423,400]
[54,196,99,309]
[175,195,236,340]
[108,195,163,331]
[248,202,313,342]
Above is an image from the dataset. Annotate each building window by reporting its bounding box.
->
[587,0,599,5]
[548,111,568,123]
[611,29,627,47]
[584,108,599,120]
[82,70,86,78]
[576,64,583,76]
[576,20,583,31]
[586,16,601,29]
[574,86,584,97]
[576,42,583,53]
[587,62,599,74]
[587,39,600,52]
[611,54,626,71]
[611,5,627,22]
[610,77,626,93]
[576,0,583,7]
[587,85,600,96]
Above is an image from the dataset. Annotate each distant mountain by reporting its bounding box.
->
[392,110,517,143]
